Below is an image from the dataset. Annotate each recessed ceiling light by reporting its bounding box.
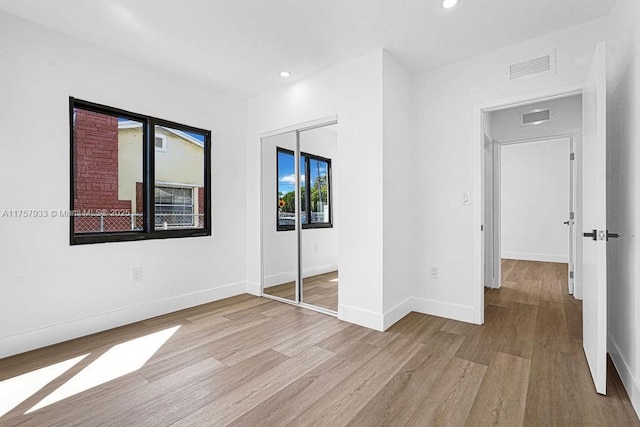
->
[442,0,458,8]
[280,71,291,78]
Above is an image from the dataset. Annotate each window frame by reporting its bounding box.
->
[276,147,332,231]
[69,97,212,245]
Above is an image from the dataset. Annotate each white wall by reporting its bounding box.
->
[247,50,385,329]
[605,0,640,417]
[500,138,570,263]
[412,18,608,323]
[382,52,416,327]
[0,11,248,358]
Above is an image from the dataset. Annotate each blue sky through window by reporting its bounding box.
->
[184,131,205,142]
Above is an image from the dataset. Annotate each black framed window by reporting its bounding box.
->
[277,147,332,231]
[70,98,211,244]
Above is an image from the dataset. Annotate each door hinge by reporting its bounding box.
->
[570,152,575,160]
[481,225,484,231]
[570,212,575,220]
[570,271,574,279]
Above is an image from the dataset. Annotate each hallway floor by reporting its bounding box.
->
[479,259,638,425]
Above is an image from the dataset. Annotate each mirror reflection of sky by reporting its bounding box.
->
[278,151,328,196]
[277,151,297,195]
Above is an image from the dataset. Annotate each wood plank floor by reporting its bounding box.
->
[1,260,638,426]
[263,270,338,312]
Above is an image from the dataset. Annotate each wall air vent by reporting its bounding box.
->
[507,50,556,82]
[522,109,551,126]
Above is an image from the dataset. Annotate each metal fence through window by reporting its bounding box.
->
[74,213,204,233]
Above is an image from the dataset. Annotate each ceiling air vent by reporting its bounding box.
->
[522,109,551,126]
[507,50,556,82]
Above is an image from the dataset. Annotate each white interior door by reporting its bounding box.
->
[581,41,607,395]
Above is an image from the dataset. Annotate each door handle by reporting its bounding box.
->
[583,230,620,241]
[583,230,597,241]
[563,221,570,225]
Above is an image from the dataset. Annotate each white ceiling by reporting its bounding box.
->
[0,0,615,99]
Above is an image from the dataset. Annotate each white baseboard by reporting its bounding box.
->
[246,281,261,296]
[383,298,413,330]
[339,297,477,332]
[609,335,640,419]
[412,297,476,324]
[0,281,247,359]
[501,252,568,263]
[338,304,384,331]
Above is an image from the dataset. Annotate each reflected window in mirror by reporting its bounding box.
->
[276,147,332,231]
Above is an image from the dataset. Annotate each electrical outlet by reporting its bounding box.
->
[132,267,143,282]
[430,266,439,279]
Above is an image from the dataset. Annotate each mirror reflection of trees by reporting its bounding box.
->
[278,177,327,213]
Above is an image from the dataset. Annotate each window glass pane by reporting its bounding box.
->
[309,158,330,224]
[277,149,295,228]
[154,125,205,230]
[73,109,142,233]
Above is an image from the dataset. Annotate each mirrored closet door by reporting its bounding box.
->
[299,124,338,312]
[261,119,338,314]
[261,131,297,303]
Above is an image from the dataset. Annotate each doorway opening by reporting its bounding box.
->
[482,92,582,303]
[260,117,339,316]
